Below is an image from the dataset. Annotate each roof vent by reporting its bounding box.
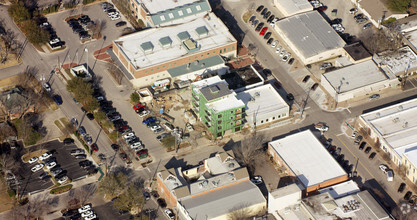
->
[195,26,209,37]
[403,122,409,128]
[177,31,190,41]
[159,36,172,48]
[140,41,154,53]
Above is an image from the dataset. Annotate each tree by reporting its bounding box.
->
[112,184,145,213]
[234,134,265,172]
[7,193,59,219]
[227,204,252,220]
[67,77,93,101]
[392,202,417,220]
[22,20,50,45]
[387,0,411,12]
[8,1,30,23]
[82,96,99,112]
[13,117,42,146]
[0,122,17,143]
[69,184,96,205]
[97,172,128,198]
[93,111,107,123]
[0,20,19,64]
[90,20,106,39]
[130,92,140,104]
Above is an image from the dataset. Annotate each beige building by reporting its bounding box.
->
[273,11,346,65]
[273,0,313,17]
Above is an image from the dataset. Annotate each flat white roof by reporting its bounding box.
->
[269,130,346,188]
[206,93,245,113]
[236,84,289,116]
[318,180,360,199]
[323,60,390,93]
[192,75,224,91]
[360,97,417,155]
[114,13,236,70]
[275,11,345,59]
[276,0,313,16]
[139,0,200,14]
[373,46,417,75]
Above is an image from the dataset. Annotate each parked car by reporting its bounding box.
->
[263,11,271,19]
[28,157,38,164]
[404,191,412,200]
[71,149,85,155]
[57,176,68,184]
[364,147,372,154]
[157,198,167,208]
[311,83,319,91]
[31,164,44,172]
[79,160,92,168]
[78,204,92,213]
[78,126,86,136]
[142,117,157,125]
[251,176,263,185]
[256,5,264,12]
[398,183,406,193]
[249,16,256,23]
[354,135,363,144]
[138,110,150,117]
[320,62,332,70]
[111,144,119,151]
[302,75,310,83]
[387,170,394,181]
[46,161,57,170]
[349,8,358,14]
[115,21,127,27]
[75,154,87,159]
[43,82,52,92]
[286,93,294,101]
[39,152,52,161]
[351,131,358,138]
[259,27,268,36]
[369,94,380,100]
[363,23,372,29]
[120,153,128,160]
[53,94,63,105]
[261,8,268,16]
[90,143,98,152]
[164,209,175,219]
[267,38,274,45]
[271,40,278,47]
[267,15,275,23]
[51,168,63,177]
[359,142,366,150]
[63,138,74,145]
[288,58,295,65]
[369,152,376,159]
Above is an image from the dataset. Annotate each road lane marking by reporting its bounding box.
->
[345,108,351,113]
[336,133,344,136]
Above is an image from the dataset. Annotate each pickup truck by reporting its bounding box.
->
[315,123,329,132]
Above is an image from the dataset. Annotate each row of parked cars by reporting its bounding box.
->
[29,151,68,184]
[102,2,121,21]
[67,15,93,41]
[38,17,66,49]
[63,203,96,220]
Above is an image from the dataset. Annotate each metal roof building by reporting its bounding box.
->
[273,0,313,17]
[268,130,348,194]
[320,60,398,102]
[273,11,345,64]
[373,46,417,77]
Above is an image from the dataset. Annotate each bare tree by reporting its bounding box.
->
[7,193,59,219]
[91,20,106,39]
[97,171,128,199]
[234,134,266,172]
[359,29,402,54]
[69,183,97,205]
[0,153,19,177]
[392,202,417,220]
[106,62,124,85]
[227,204,253,220]
[0,19,20,64]
[0,122,17,143]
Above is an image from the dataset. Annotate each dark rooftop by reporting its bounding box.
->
[200,83,232,102]
[344,42,372,61]
[221,66,263,90]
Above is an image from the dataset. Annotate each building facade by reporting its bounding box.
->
[191,76,245,138]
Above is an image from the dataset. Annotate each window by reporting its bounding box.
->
[261,120,264,124]
[230,111,233,114]
[232,46,235,50]
[220,49,222,53]
[218,114,222,118]
[207,53,210,55]
[160,15,166,21]
[218,120,222,124]
[196,5,202,11]
[230,122,233,125]
[186,8,192,13]
[278,115,281,118]
[272,117,275,120]
[230,116,233,119]
[178,10,183,16]
[217,132,222,137]
[218,126,222,130]
[168,13,174,19]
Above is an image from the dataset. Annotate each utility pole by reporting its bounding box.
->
[300,88,311,119]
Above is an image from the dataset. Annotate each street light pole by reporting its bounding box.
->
[84,48,89,76]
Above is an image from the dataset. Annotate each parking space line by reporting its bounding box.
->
[409,79,416,88]
[336,133,344,136]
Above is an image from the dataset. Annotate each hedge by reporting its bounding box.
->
[50,184,73,194]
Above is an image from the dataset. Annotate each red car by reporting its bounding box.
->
[118,126,129,132]
[260,27,268,36]
[317,6,328,11]
[133,103,146,111]
[90,143,98,152]
[136,149,148,156]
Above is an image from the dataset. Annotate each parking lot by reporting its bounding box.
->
[15,140,91,194]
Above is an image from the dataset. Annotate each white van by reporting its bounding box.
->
[387,171,394,181]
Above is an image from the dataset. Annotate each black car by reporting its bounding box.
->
[78,30,89,37]
[261,8,268,15]
[398,183,406,193]
[263,32,272,40]
[67,18,78,24]
[249,16,256,23]
[288,58,295,65]
[143,191,151,200]
[79,160,92,168]
[86,113,95,120]
[255,22,264,32]
[63,209,78,217]
[120,153,128,160]
[115,21,127,27]
[256,5,264,12]
[337,154,344,162]
[404,191,412,200]
[53,94,63,105]
[263,11,271,19]
[286,93,294,101]
[267,15,275,23]
[75,154,87,159]
[359,142,366,150]
[302,75,310,83]
[111,144,119,151]
[267,38,274,45]
[157,198,167,208]
[364,147,371,154]
[369,152,376,159]
[63,138,74,145]
[311,83,319,91]
[151,190,159,198]
[354,135,363,144]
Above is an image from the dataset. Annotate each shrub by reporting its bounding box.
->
[8,1,30,23]
[130,92,140,104]
[50,184,73,194]
[64,1,76,9]
[382,17,397,25]
[108,131,119,142]
[22,20,50,45]
[41,4,60,14]
[82,0,95,5]
[387,0,411,12]
[7,189,16,197]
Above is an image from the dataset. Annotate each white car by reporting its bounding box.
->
[315,125,329,132]
[81,210,94,217]
[282,53,291,62]
[130,142,143,149]
[275,46,282,53]
[279,50,286,57]
[78,204,92,213]
[351,131,358,138]
[271,40,278,48]
[107,12,118,16]
[39,152,52,161]
[379,164,388,174]
[164,209,175,219]
[31,164,44,172]
[28,157,38,164]
[151,125,162,131]
[57,176,68,184]
[84,213,97,220]
[123,132,135,140]
[46,161,57,170]
[110,15,121,20]
[251,176,263,185]
[43,82,52,92]
[138,110,150,117]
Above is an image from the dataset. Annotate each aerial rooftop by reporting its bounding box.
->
[206,93,245,113]
[139,0,208,14]
[274,11,345,58]
[360,97,417,155]
[322,60,393,93]
[373,46,417,75]
[344,42,372,61]
[113,13,236,70]
[318,180,361,199]
[276,0,313,17]
[200,83,232,101]
[269,130,346,188]
[221,65,264,91]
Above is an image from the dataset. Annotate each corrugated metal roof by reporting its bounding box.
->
[275,11,345,58]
